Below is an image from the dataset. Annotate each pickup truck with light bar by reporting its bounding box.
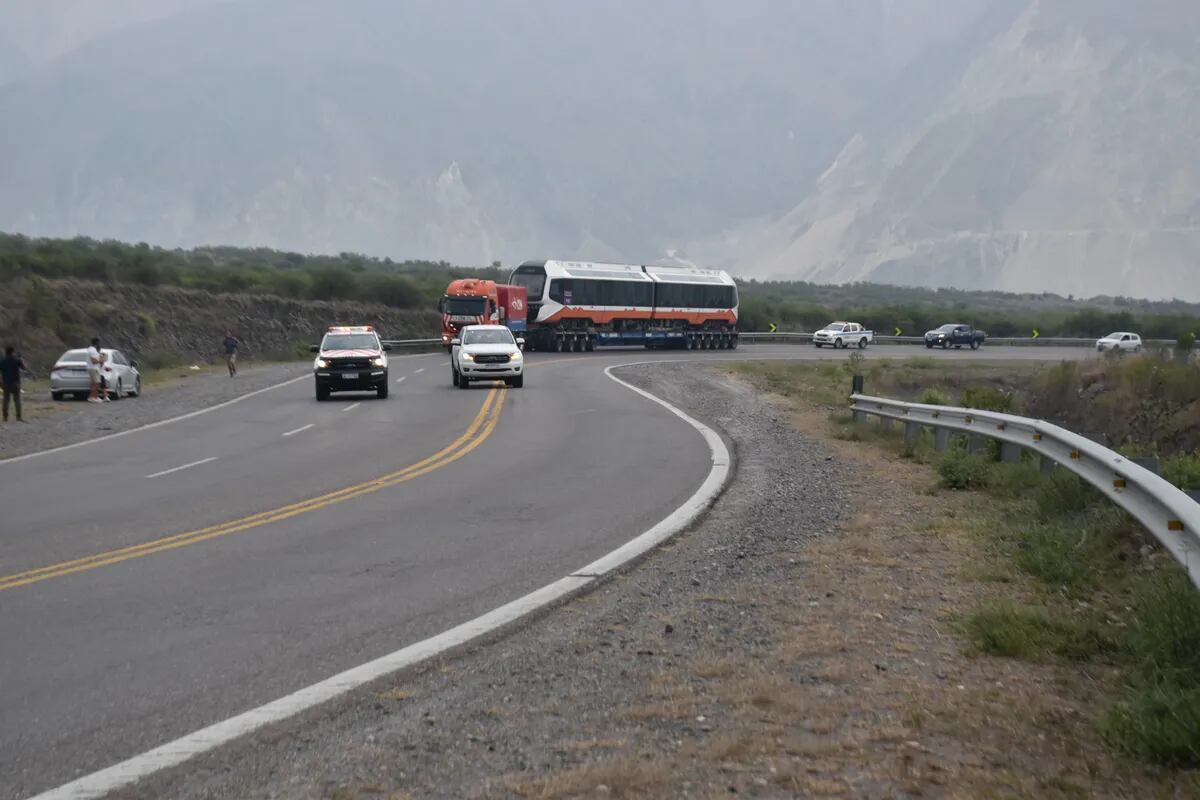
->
[813,321,873,349]
[310,325,392,401]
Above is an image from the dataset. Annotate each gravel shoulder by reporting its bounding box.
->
[0,362,310,460]
[114,363,1185,799]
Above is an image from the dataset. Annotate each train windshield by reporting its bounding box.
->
[443,296,486,315]
[510,268,546,299]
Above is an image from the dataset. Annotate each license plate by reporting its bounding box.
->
[341,372,358,379]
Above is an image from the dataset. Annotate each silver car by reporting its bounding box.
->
[50,348,142,400]
[451,325,525,389]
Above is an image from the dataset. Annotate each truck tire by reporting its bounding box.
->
[458,375,470,390]
[316,384,329,402]
[835,338,844,349]
[510,375,524,388]
[52,391,64,401]
[815,342,823,348]
[585,336,595,352]
[970,341,979,351]
[377,382,389,399]
[857,338,867,349]
[452,367,460,387]
[729,334,738,350]
[941,340,949,349]
[925,342,934,349]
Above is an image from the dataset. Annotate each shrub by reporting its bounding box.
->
[1103,685,1200,767]
[937,450,992,490]
[961,385,1017,413]
[918,388,949,405]
[1162,452,1200,491]
[1033,470,1098,521]
[135,311,156,338]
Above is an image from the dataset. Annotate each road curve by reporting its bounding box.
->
[0,344,1091,798]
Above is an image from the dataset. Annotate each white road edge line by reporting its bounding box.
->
[414,367,425,374]
[1,354,442,466]
[281,424,314,438]
[144,457,217,480]
[342,402,361,412]
[0,374,307,465]
[27,362,731,800]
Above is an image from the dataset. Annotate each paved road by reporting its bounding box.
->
[0,344,1092,798]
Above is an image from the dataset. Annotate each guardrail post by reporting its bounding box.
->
[851,375,864,395]
[933,428,950,452]
[1001,443,1022,463]
[904,422,919,444]
[968,436,986,455]
[879,417,893,432]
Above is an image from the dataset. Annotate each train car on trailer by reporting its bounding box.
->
[509,259,739,351]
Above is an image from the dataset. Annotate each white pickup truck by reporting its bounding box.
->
[813,321,873,349]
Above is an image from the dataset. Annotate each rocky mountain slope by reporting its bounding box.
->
[736,0,1200,300]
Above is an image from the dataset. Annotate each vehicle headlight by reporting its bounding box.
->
[460,352,475,362]
[509,350,523,361]
[370,357,386,367]
[315,358,330,368]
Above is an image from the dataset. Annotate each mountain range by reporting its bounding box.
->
[0,0,1195,299]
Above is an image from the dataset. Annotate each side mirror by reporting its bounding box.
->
[450,338,461,346]
[516,338,526,347]
[130,360,139,368]
[309,345,320,353]
[382,344,393,352]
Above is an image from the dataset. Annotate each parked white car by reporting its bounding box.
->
[1095,332,1142,353]
[813,321,873,349]
[451,324,525,389]
[50,347,142,400]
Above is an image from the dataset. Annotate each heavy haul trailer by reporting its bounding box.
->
[508,260,739,352]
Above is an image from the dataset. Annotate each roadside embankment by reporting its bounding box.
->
[121,361,1193,798]
[0,277,438,372]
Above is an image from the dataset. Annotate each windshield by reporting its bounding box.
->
[444,296,486,315]
[322,333,379,351]
[510,270,546,299]
[1105,332,1124,339]
[936,324,960,332]
[462,328,514,346]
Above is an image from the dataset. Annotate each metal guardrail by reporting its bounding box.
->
[849,393,1200,589]
[380,338,443,348]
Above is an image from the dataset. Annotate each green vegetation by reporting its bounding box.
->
[737,279,1200,340]
[4,232,1200,340]
[730,357,1200,769]
[0,232,503,309]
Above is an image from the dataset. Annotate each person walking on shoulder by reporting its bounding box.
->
[87,338,107,403]
[223,331,241,377]
[1,345,29,422]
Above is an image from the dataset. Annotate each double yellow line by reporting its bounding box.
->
[0,387,506,593]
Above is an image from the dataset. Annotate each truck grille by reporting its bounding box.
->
[329,358,372,369]
[473,354,510,365]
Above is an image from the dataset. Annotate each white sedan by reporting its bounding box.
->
[50,347,142,400]
[1095,332,1142,353]
[451,325,525,389]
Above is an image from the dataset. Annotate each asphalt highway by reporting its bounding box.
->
[0,344,1093,798]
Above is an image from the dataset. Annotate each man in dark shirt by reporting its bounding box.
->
[223,331,240,377]
[1,345,28,422]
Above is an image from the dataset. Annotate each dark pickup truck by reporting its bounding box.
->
[924,323,986,350]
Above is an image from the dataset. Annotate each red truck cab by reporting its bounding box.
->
[439,279,527,347]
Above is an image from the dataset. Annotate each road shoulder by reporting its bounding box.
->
[119,362,1181,799]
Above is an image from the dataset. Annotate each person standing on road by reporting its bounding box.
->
[87,337,107,403]
[1,345,29,422]
[223,331,241,377]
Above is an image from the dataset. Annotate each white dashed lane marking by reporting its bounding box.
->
[281,424,314,438]
[342,402,361,412]
[145,457,217,480]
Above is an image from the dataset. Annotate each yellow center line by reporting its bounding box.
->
[0,387,506,592]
